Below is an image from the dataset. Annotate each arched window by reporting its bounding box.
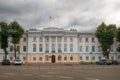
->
[64,55,67,61]
[58,55,62,61]
[39,56,42,61]
[70,55,73,61]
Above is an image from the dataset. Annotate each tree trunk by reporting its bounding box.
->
[3,48,8,60]
[106,52,109,59]
[106,54,109,59]
[14,44,17,59]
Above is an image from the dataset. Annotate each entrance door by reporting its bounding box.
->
[51,55,55,63]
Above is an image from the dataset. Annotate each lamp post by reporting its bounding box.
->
[90,52,92,64]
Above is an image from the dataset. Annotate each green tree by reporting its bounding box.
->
[117,27,120,53]
[95,22,117,59]
[0,21,9,59]
[9,21,24,59]
[116,27,120,42]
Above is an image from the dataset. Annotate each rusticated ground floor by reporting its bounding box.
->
[27,53,80,64]
[0,53,120,63]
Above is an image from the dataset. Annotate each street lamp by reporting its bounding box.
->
[90,52,92,64]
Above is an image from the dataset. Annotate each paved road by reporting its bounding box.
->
[0,64,120,80]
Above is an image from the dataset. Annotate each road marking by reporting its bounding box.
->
[4,73,15,76]
[85,78,100,80]
[59,76,74,79]
[41,75,52,77]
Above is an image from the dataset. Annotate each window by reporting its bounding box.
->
[45,55,49,61]
[70,37,73,42]
[52,44,55,53]
[58,55,62,61]
[111,56,114,60]
[86,56,89,60]
[92,37,95,43]
[39,57,42,61]
[64,44,67,52]
[23,46,27,52]
[79,37,82,42]
[98,46,101,52]
[79,56,82,60]
[64,37,67,42]
[45,44,49,53]
[23,37,27,42]
[33,44,36,52]
[45,36,49,42]
[33,57,36,61]
[33,37,36,42]
[58,36,62,42]
[92,46,95,52]
[58,44,62,53]
[23,57,26,61]
[39,44,43,52]
[86,37,89,42]
[79,46,82,52]
[64,56,67,61]
[51,36,56,42]
[110,46,114,52]
[92,56,95,60]
[10,57,13,61]
[98,56,101,60]
[70,56,73,61]
[39,37,43,42]
[10,46,13,52]
[70,44,73,52]
[86,46,89,52]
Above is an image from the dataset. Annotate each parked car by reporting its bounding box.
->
[96,59,112,65]
[111,60,119,65]
[13,59,22,65]
[2,59,10,65]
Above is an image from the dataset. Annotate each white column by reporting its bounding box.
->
[68,37,70,53]
[62,36,64,53]
[74,36,78,53]
[43,36,45,53]
[56,36,58,53]
[49,36,51,53]
[36,38,39,53]
[28,37,33,53]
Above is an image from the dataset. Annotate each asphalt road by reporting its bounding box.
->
[0,64,120,80]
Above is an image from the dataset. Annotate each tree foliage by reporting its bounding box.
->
[117,27,120,53]
[0,21,9,59]
[9,21,24,59]
[95,22,117,59]
[116,27,120,42]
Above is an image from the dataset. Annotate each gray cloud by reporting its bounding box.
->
[0,0,120,30]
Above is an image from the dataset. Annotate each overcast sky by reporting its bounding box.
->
[0,0,120,31]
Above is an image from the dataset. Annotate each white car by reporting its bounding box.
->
[13,59,22,65]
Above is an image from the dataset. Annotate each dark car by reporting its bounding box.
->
[111,60,119,65]
[96,59,112,65]
[2,59,10,65]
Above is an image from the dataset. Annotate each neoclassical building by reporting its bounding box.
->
[0,27,120,63]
